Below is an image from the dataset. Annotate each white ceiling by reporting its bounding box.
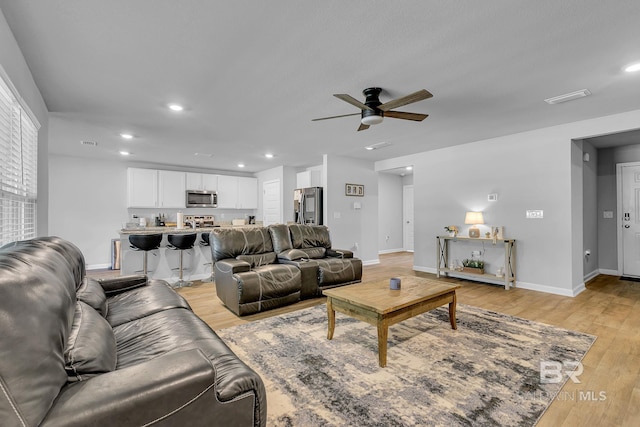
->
[1,1,640,173]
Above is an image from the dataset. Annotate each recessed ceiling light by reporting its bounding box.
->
[406,166,413,171]
[625,62,640,73]
[365,146,375,151]
[120,133,133,139]
[194,152,213,157]
[119,151,130,156]
[168,103,184,111]
[265,153,274,159]
[365,141,393,151]
[237,163,245,168]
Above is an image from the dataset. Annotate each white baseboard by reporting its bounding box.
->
[583,269,600,283]
[362,259,380,266]
[378,248,406,255]
[87,263,112,270]
[599,268,619,276]
[414,265,437,274]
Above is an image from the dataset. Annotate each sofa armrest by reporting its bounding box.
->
[277,249,308,261]
[98,274,148,295]
[326,249,354,259]
[41,348,265,427]
[215,258,251,274]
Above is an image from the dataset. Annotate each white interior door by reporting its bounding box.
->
[403,185,414,252]
[621,164,640,276]
[262,179,281,226]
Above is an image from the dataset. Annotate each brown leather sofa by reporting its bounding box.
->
[0,236,266,427]
[211,225,362,316]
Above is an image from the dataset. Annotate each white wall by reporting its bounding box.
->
[378,173,404,252]
[581,140,598,280]
[377,108,640,296]
[0,10,49,236]
[324,154,379,264]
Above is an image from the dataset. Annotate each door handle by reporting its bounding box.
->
[625,224,631,228]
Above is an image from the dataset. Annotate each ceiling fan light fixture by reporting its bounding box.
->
[361,115,383,126]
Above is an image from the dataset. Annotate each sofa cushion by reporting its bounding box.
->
[65,301,117,382]
[106,280,191,327]
[211,227,274,261]
[237,252,277,267]
[289,224,332,249]
[268,224,293,253]
[77,277,108,317]
[317,258,361,286]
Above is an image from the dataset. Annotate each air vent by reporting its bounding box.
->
[544,89,591,105]
[194,152,213,157]
[365,141,393,151]
[80,140,98,146]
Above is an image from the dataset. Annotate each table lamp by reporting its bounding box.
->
[465,211,484,238]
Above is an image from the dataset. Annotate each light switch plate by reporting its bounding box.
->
[526,210,544,219]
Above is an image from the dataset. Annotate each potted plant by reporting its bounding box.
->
[462,259,485,274]
[444,225,459,237]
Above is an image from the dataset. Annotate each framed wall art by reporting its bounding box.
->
[345,183,364,197]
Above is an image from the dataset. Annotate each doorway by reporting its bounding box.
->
[262,179,281,226]
[403,185,414,252]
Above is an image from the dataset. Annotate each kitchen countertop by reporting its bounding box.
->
[118,224,262,235]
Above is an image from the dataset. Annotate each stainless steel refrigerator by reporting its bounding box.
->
[294,187,323,225]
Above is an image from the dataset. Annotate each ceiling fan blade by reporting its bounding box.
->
[378,89,433,111]
[357,123,370,131]
[312,112,361,121]
[384,111,429,122]
[334,94,373,111]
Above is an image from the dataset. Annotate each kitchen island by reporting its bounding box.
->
[118,225,261,283]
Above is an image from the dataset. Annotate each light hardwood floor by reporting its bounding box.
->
[90,252,640,426]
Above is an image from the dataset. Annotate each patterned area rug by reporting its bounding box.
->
[217,304,596,426]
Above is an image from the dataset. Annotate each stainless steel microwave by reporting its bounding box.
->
[186,190,217,208]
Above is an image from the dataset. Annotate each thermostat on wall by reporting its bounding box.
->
[488,193,498,202]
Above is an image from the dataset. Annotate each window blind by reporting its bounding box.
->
[0,73,38,246]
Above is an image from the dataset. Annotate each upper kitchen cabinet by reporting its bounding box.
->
[158,170,186,208]
[127,168,186,208]
[217,175,257,209]
[127,168,158,208]
[186,172,218,191]
[237,176,258,209]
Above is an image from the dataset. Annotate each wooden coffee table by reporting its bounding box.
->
[323,276,460,367]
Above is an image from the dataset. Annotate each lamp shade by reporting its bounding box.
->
[464,211,484,225]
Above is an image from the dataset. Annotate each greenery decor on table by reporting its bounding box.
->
[462,259,485,274]
[444,225,459,236]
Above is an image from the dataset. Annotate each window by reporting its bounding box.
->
[0,70,39,246]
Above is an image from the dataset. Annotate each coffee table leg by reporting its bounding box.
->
[377,319,388,368]
[327,297,335,340]
[449,291,458,330]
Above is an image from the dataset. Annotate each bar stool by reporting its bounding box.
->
[128,233,163,275]
[167,233,197,288]
[199,232,215,282]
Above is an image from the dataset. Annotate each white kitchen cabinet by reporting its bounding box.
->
[237,176,258,209]
[127,168,158,208]
[158,170,186,208]
[186,173,218,191]
[216,175,239,209]
[127,168,185,208]
[216,175,257,209]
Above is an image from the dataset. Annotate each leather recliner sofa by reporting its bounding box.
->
[269,224,363,298]
[0,236,266,427]
[211,224,362,316]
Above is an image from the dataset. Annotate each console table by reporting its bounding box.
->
[436,236,516,290]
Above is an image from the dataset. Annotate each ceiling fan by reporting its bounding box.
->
[312,87,433,131]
